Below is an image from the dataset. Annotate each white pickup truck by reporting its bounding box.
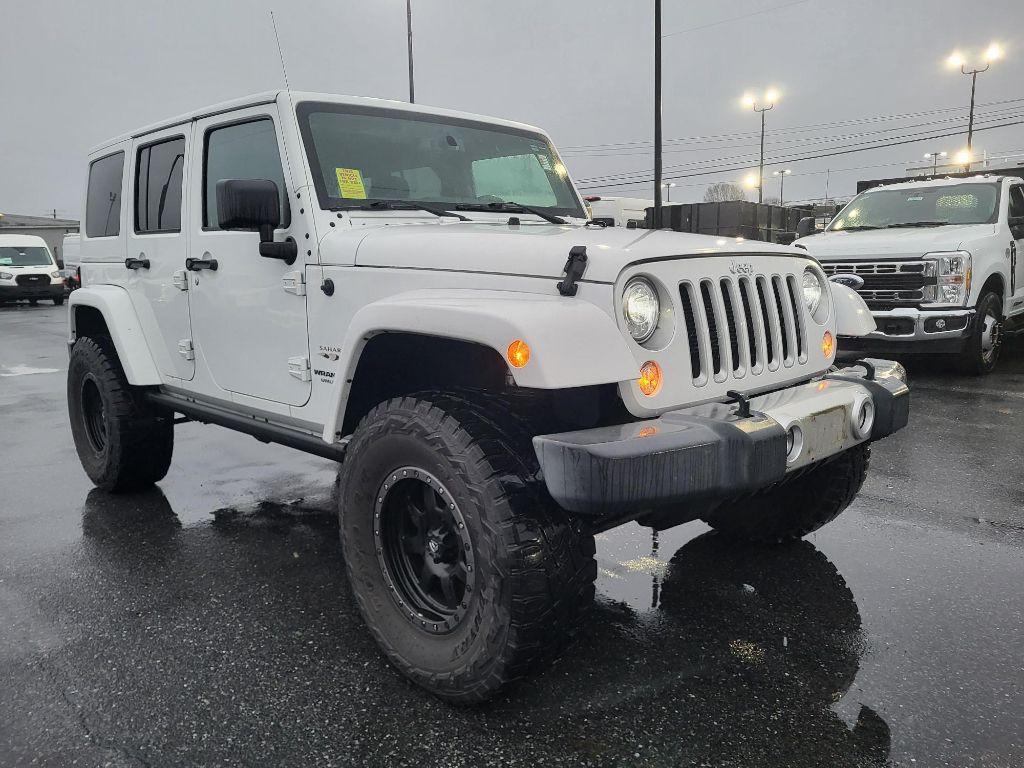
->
[67,91,909,702]
[796,175,1024,374]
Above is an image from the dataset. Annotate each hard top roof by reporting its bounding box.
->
[88,91,549,156]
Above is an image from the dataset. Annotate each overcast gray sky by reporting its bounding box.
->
[1,0,1022,219]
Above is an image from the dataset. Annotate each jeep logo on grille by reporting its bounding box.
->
[728,261,755,275]
[829,273,865,290]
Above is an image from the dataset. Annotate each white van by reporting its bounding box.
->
[0,234,65,305]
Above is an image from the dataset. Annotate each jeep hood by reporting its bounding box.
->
[796,223,999,261]
[339,221,801,283]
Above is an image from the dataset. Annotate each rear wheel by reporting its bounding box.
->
[958,290,1002,375]
[337,391,596,703]
[53,296,65,306]
[68,336,174,492]
[702,444,870,544]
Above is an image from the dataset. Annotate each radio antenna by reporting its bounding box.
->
[268,11,302,193]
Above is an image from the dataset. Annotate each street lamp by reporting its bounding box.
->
[923,151,948,175]
[954,148,972,172]
[740,88,780,203]
[946,43,1004,169]
[772,169,792,204]
[661,182,676,202]
[742,173,760,198]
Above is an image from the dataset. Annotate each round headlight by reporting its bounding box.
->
[801,268,823,315]
[622,278,660,343]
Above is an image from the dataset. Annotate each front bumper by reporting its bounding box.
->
[0,284,64,301]
[533,360,909,516]
[853,307,973,345]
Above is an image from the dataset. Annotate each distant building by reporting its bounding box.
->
[0,213,79,264]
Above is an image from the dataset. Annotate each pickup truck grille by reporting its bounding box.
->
[820,261,933,307]
[678,274,806,384]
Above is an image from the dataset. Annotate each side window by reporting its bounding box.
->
[85,152,125,238]
[204,119,289,229]
[1009,185,1024,220]
[135,137,185,234]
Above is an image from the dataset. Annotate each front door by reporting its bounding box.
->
[126,126,194,381]
[188,106,311,406]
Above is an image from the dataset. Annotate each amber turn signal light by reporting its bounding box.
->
[507,339,531,368]
[822,331,835,358]
[638,360,663,396]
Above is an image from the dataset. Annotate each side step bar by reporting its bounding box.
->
[146,392,347,462]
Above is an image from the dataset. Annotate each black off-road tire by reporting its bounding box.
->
[337,391,596,703]
[958,290,1002,375]
[67,336,174,492]
[701,444,870,544]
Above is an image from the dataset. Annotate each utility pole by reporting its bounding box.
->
[740,89,778,204]
[653,0,663,228]
[406,0,415,103]
[773,169,791,205]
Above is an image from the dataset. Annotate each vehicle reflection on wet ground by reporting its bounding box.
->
[2,304,1023,767]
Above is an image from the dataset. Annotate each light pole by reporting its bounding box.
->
[653,0,663,227]
[923,151,948,175]
[662,182,676,202]
[406,0,415,103]
[741,89,780,204]
[947,44,1003,170]
[772,169,792,204]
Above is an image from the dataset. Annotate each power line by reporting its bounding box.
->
[661,0,814,39]
[560,97,1024,152]
[576,110,1024,184]
[576,118,1024,190]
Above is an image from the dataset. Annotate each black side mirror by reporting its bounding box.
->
[796,216,817,238]
[56,259,65,270]
[216,179,296,264]
[1009,215,1024,240]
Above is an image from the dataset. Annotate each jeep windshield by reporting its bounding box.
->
[0,246,53,267]
[827,182,1000,231]
[297,102,585,219]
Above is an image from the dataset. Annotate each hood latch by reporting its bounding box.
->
[557,246,588,297]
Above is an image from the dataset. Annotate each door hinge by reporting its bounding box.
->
[172,269,189,291]
[288,356,311,382]
[178,339,195,361]
[282,270,306,296]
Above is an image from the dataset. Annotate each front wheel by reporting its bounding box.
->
[337,391,596,703]
[958,291,1003,375]
[702,444,870,544]
[53,295,65,306]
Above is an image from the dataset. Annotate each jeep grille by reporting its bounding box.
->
[678,274,806,385]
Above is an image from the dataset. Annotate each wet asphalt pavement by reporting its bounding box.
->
[1,303,1022,768]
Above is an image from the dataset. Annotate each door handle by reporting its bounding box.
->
[185,257,218,272]
[125,256,150,270]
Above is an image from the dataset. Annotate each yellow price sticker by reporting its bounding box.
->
[335,167,367,199]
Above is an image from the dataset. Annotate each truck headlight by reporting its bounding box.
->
[923,251,971,305]
[801,267,824,315]
[0,272,12,280]
[622,277,660,343]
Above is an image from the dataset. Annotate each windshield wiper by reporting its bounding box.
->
[456,201,566,225]
[834,225,883,232]
[884,221,949,229]
[332,200,470,221]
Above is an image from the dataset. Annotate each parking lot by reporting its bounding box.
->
[1,302,1022,767]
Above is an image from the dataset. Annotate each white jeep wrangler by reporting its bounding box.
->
[67,91,909,702]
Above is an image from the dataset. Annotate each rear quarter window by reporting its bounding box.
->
[85,152,125,238]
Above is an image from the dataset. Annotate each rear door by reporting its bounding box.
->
[1007,182,1024,309]
[126,126,194,381]
[187,106,311,406]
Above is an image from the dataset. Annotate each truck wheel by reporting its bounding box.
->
[337,391,596,703]
[958,291,1002,375]
[701,444,870,544]
[67,336,174,492]
[54,296,65,306]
